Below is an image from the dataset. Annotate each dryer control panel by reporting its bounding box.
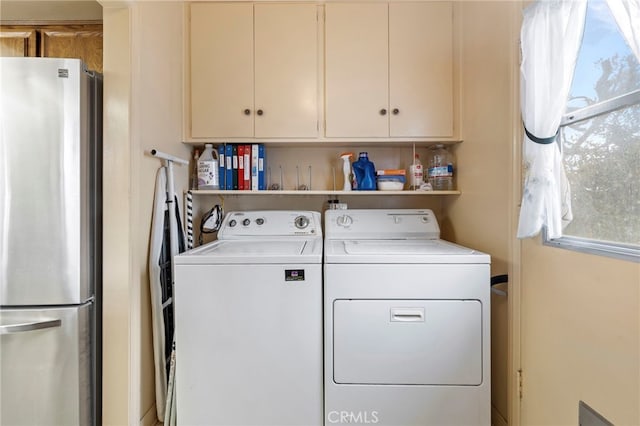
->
[219,210,321,238]
[325,209,440,240]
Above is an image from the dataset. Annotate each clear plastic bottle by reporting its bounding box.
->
[197,143,220,190]
[352,152,376,190]
[409,153,423,190]
[427,144,454,190]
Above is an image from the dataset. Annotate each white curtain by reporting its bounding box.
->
[517,0,588,239]
[606,0,640,61]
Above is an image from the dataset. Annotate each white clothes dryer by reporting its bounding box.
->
[174,210,323,426]
[324,209,491,426]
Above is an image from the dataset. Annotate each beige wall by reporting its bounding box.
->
[519,240,640,425]
[0,1,102,21]
[443,1,519,275]
[102,2,187,425]
[102,4,132,425]
[133,2,188,424]
[442,3,520,425]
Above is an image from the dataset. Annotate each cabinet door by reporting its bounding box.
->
[0,28,37,57]
[40,25,103,73]
[389,3,453,137]
[254,4,318,138]
[325,3,389,137]
[190,3,254,138]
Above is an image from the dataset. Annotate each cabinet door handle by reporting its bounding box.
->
[392,108,400,115]
[379,108,387,116]
[256,109,264,116]
[243,109,251,115]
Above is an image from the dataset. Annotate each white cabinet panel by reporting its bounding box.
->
[325,3,389,137]
[254,4,319,138]
[389,2,453,137]
[190,3,253,137]
[325,2,454,138]
[190,3,319,139]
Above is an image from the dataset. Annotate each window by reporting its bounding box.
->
[545,0,640,262]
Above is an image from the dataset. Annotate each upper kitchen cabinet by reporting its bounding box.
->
[325,2,453,138]
[40,26,103,73]
[0,28,37,57]
[189,3,319,139]
[0,25,103,73]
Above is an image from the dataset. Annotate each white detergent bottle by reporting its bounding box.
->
[197,143,220,190]
[340,152,353,191]
[409,153,423,190]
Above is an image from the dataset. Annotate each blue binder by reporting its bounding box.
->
[217,144,226,190]
[258,144,266,190]
[225,144,233,190]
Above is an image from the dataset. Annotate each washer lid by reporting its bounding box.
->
[324,239,489,264]
[175,238,322,264]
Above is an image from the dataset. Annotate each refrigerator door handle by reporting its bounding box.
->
[0,319,62,334]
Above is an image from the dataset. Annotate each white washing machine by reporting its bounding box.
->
[324,209,491,426]
[174,210,323,426]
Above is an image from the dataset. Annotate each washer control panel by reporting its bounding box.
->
[219,210,321,238]
[325,209,440,240]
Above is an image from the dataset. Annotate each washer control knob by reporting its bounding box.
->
[242,218,251,226]
[294,215,310,229]
[228,219,237,227]
[337,214,353,227]
[256,218,265,225]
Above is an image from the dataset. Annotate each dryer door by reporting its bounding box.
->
[333,299,482,385]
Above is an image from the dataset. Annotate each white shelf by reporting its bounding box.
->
[188,189,461,196]
[183,139,463,147]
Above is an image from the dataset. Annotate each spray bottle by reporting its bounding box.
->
[340,152,353,191]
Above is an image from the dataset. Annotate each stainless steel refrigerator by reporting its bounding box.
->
[0,57,102,426]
